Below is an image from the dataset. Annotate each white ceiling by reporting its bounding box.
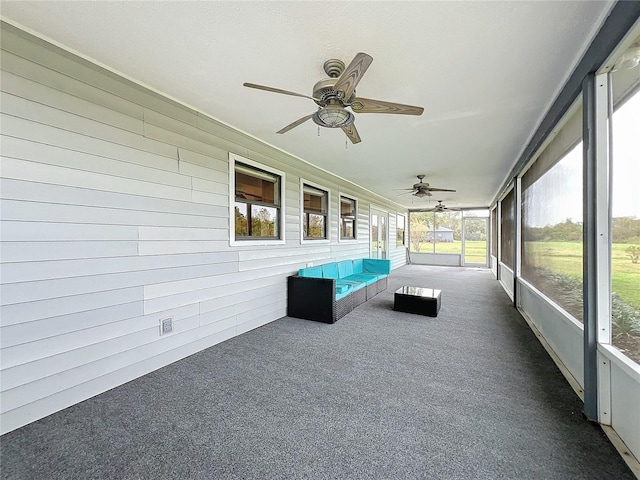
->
[1,1,615,209]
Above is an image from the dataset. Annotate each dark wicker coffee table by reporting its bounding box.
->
[393,286,441,317]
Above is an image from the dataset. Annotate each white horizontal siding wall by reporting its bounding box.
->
[0,22,406,433]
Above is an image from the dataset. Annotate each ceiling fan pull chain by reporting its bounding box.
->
[317,126,320,137]
[345,137,348,149]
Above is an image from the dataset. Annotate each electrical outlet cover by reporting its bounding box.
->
[161,317,173,335]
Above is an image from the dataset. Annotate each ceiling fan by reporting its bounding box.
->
[243,52,424,144]
[424,200,461,212]
[396,175,457,198]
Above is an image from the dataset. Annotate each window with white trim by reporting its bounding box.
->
[231,156,284,242]
[302,183,329,240]
[340,195,357,240]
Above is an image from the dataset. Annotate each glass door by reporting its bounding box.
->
[371,208,388,259]
[462,216,488,266]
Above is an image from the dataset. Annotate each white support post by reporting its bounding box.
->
[595,72,612,424]
[496,201,502,281]
[598,354,612,425]
[595,72,612,346]
[515,176,522,307]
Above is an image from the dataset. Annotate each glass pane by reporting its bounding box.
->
[397,214,406,246]
[306,214,326,238]
[521,142,583,321]
[409,212,435,253]
[250,205,278,237]
[464,218,487,264]
[234,202,248,236]
[500,189,515,269]
[611,88,640,363]
[236,170,277,205]
[371,215,379,253]
[342,219,355,239]
[434,212,461,254]
[304,189,327,214]
[340,197,356,239]
[340,197,355,215]
[380,215,386,254]
[491,208,498,257]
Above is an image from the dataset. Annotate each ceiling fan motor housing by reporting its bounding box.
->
[312,79,357,105]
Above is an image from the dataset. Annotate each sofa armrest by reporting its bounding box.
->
[287,275,336,323]
[363,258,391,275]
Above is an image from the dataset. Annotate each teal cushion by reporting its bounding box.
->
[337,260,354,278]
[299,266,322,278]
[322,262,339,279]
[337,279,366,291]
[353,259,364,273]
[335,289,351,301]
[335,283,351,294]
[363,259,391,274]
[348,280,367,292]
[344,273,378,286]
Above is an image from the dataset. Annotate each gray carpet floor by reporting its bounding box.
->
[1,265,635,479]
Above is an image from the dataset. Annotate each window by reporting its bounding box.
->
[491,207,498,258]
[409,211,432,252]
[340,195,357,240]
[433,212,462,254]
[500,189,515,269]
[520,99,583,322]
[230,154,284,244]
[462,210,489,265]
[409,211,461,254]
[301,182,329,240]
[396,214,406,246]
[610,79,640,363]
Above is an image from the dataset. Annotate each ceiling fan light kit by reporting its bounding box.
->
[312,102,355,128]
[243,52,424,144]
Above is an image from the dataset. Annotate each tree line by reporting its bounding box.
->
[524,216,640,244]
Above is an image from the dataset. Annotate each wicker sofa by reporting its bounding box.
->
[287,258,391,324]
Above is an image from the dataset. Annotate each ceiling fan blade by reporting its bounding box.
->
[352,97,424,115]
[333,52,373,101]
[277,114,314,134]
[243,83,318,103]
[341,123,361,144]
[425,187,456,192]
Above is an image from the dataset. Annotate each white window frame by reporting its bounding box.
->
[300,178,330,244]
[229,152,286,246]
[338,193,358,242]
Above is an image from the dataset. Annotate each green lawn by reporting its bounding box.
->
[413,240,639,309]
[415,241,487,263]
[524,241,640,309]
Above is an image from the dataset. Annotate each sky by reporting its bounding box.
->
[612,89,640,218]
[525,84,639,228]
